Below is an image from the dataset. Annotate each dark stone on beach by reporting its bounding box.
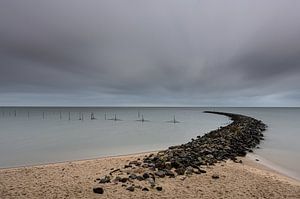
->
[93,187,104,194]
[126,186,135,192]
[129,161,141,166]
[255,159,260,161]
[143,173,150,179]
[212,174,219,179]
[146,178,155,187]
[142,187,149,191]
[164,169,175,177]
[155,170,166,178]
[165,162,172,170]
[185,166,194,175]
[136,175,144,181]
[156,186,163,191]
[129,173,137,180]
[99,176,110,184]
[175,168,186,175]
[119,177,128,183]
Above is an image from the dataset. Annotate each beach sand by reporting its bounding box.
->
[0,153,299,199]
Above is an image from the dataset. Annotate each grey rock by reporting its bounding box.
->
[129,173,137,179]
[143,173,150,179]
[99,176,110,184]
[212,174,219,179]
[155,170,165,178]
[142,187,149,191]
[175,168,185,175]
[93,187,104,194]
[126,186,135,192]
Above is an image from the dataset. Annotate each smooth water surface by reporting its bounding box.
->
[0,107,229,168]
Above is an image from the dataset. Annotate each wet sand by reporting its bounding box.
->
[0,153,299,199]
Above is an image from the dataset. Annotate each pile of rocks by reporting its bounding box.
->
[93,111,267,194]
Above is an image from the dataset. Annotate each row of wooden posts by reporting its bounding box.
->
[0,111,180,123]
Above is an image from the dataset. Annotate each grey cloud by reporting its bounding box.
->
[0,0,300,106]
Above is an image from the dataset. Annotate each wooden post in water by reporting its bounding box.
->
[104,113,107,120]
[68,112,71,120]
[43,112,45,120]
[14,110,17,117]
[27,111,29,119]
[141,114,144,122]
[91,112,96,120]
[60,111,62,120]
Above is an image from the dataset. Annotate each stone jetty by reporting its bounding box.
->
[93,111,267,194]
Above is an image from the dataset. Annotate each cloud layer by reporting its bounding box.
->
[0,0,300,106]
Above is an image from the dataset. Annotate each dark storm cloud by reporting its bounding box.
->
[0,0,300,106]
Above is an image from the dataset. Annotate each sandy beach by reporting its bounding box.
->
[0,153,299,199]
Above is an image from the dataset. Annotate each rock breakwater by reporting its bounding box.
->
[93,111,267,193]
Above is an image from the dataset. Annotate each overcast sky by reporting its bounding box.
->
[0,0,300,106]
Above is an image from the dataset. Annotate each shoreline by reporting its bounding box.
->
[247,153,300,182]
[1,152,299,198]
[1,150,299,184]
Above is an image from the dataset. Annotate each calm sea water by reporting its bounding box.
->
[0,107,299,180]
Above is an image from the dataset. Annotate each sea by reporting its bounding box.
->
[0,107,299,180]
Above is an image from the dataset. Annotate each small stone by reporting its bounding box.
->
[119,177,128,183]
[164,169,175,178]
[212,174,219,179]
[143,173,150,179]
[129,173,137,179]
[99,176,110,184]
[126,186,135,192]
[93,187,104,194]
[142,187,149,191]
[165,162,172,170]
[185,166,194,175]
[156,186,163,191]
[129,161,141,166]
[155,170,165,178]
[175,167,185,175]
[136,175,144,181]
[146,178,155,187]
[255,159,259,161]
